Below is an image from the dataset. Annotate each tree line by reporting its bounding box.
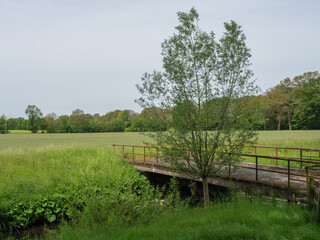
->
[0,71,319,134]
[0,106,168,133]
[253,71,320,130]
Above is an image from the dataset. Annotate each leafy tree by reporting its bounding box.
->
[22,119,29,130]
[58,115,72,133]
[25,105,43,133]
[136,8,258,206]
[105,119,125,132]
[266,80,292,130]
[44,113,59,133]
[293,77,320,129]
[70,109,90,133]
[103,110,121,122]
[118,110,131,128]
[0,115,6,134]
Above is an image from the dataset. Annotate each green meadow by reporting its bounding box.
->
[1,131,320,239]
[1,130,320,151]
[0,146,183,238]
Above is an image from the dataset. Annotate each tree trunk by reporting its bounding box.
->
[202,177,209,207]
[277,118,281,131]
[288,114,292,130]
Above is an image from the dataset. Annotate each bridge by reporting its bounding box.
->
[113,144,320,202]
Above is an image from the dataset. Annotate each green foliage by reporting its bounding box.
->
[0,115,6,134]
[69,109,89,133]
[25,105,43,133]
[2,194,69,230]
[105,119,125,132]
[264,71,320,130]
[292,77,320,129]
[46,196,320,240]
[136,8,258,205]
[0,147,181,234]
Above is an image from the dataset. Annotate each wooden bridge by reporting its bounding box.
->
[113,144,320,202]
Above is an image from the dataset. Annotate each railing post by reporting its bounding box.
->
[256,156,258,182]
[122,145,124,156]
[308,177,315,210]
[288,160,290,188]
[156,147,159,164]
[228,153,231,176]
[300,149,303,169]
[113,144,115,153]
[144,146,146,162]
[132,146,135,161]
[306,168,309,190]
[276,147,278,165]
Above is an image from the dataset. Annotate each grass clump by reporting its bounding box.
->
[0,147,184,236]
[48,197,320,240]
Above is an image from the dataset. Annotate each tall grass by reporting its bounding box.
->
[0,146,184,235]
[47,197,320,240]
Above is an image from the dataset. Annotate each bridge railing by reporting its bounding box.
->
[112,144,320,190]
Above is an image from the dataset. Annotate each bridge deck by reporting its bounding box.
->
[126,158,320,198]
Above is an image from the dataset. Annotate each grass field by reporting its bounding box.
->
[1,131,319,168]
[0,130,320,151]
[1,131,320,239]
[0,132,151,151]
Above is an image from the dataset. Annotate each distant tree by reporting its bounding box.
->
[266,80,291,130]
[44,113,59,133]
[103,110,121,122]
[25,105,43,133]
[136,8,258,206]
[293,77,320,129]
[105,119,125,132]
[58,115,71,133]
[70,109,89,133]
[244,95,269,130]
[7,117,24,130]
[118,110,130,122]
[0,115,6,134]
[22,119,29,130]
[291,71,320,129]
[291,71,320,89]
[118,110,131,128]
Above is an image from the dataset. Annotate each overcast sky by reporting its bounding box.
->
[1,0,319,118]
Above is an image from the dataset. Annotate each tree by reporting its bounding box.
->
[69,109,89,133]
[25,105,43,133]
[136,8,258,207]
[266,80,291,130]
[293,77,320,129]
[118,110,131,128]
[105,119,125,132]
[0,115,7,134]
[44,113,59,133]
[58,115,72,133]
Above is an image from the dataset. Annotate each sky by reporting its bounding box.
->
[1,0,319,118]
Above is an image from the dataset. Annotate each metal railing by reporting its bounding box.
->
[112,144,320,190]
